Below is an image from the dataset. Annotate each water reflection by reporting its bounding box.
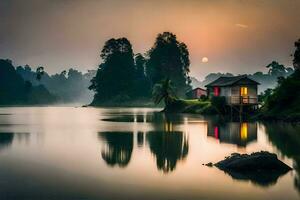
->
[207,121,257,147]
[0,132,14,150]
[98,132,133,168]
[220,164,289,187]
[1,107,300,199]
[137,132,144,148]
[0,132,30,151]
[147,131,189,173]
[264,123,300,193]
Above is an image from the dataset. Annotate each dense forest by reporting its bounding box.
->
[1,32,299,111]
[0,59,56,105]
[191,61,294,94]
[259,39,300,121]
[89,32,191,106]
[16,66,95,104]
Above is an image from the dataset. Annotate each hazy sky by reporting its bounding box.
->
[0,0,299,80]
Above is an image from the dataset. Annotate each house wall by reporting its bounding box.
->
[231,85,257,97]
[195,89,207,97]
[186,88,207,99]
[220,87,231,97]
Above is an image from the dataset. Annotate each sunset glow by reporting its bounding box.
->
[1,0,299,79]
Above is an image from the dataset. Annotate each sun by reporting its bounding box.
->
[202,57,208,63]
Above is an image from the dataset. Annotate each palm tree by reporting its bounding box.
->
[152,78,177,107]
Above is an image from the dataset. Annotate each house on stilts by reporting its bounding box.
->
[205,75,260,115]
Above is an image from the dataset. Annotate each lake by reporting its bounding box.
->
[0,107,299,200]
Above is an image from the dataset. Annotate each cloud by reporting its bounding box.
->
[235,23,248,28]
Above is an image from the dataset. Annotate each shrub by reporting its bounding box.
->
[211,96,227,114]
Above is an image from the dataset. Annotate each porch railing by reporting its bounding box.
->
[228,96,258,105]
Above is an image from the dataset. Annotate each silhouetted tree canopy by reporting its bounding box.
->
[90,38,149,105]
[266,61,286,76]
[0,59,56,105]
[293,39,300,70]
[36,66,44,81]
[262,69,300,120]
[146,32,192,97]
[133,53,151,98]
[17,66,95,103]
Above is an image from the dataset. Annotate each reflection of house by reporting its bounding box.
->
[207,122,257,147]
[205,75,259,105]
[186,87,207,99]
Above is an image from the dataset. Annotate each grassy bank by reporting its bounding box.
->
[164,99,217,114]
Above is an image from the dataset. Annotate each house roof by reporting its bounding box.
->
[186,87,207,95]
[205,75,260,87]
[192,87,207,91]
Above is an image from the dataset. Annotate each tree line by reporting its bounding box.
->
[16,66,96,103]
[89,32,192,106]
[192,61,295,94]
[1,31,299,107]
[0,59,55,105]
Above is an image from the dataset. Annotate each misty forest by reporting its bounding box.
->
[1,32,299,121]
[2,1,300,200]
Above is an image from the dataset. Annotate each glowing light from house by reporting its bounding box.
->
[240,87,248,96]
[240,123,248,140]
[214,126,219,139]
[214,87,220,96]
[164,122,173,132]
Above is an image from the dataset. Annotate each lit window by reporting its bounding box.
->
[214,87,220,96]
[240,87,248,96]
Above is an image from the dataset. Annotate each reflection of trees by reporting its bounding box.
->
[264,123,300,192]
[98,132,133,168]
[147,131,189,173]
[0,133,14,150]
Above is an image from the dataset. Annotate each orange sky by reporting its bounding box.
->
[0,0,299,80]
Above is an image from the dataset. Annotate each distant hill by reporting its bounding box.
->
[0,59,56,105]
[16,66,95,104]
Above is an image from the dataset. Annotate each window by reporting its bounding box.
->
[240,87,248,96]
[213,87,220,96]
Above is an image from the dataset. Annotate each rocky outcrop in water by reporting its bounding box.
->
[212,151,292,186]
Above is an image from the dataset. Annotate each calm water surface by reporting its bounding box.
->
[0,107,299,200]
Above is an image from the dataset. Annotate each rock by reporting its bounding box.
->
[215,151,292,171]
[214,151,292,187]
[204,162,213,167]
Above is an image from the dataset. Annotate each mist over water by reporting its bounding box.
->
[0,107,299,200]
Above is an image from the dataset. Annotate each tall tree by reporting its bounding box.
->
[89,38,136,104]
[266,61,286,77]
[36,66,44,81]
[293,39,300,70]
[146,32,191,97]
[134,53,151,98]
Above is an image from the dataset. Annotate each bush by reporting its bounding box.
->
[200,95,208,101]
[211,96,227,114]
